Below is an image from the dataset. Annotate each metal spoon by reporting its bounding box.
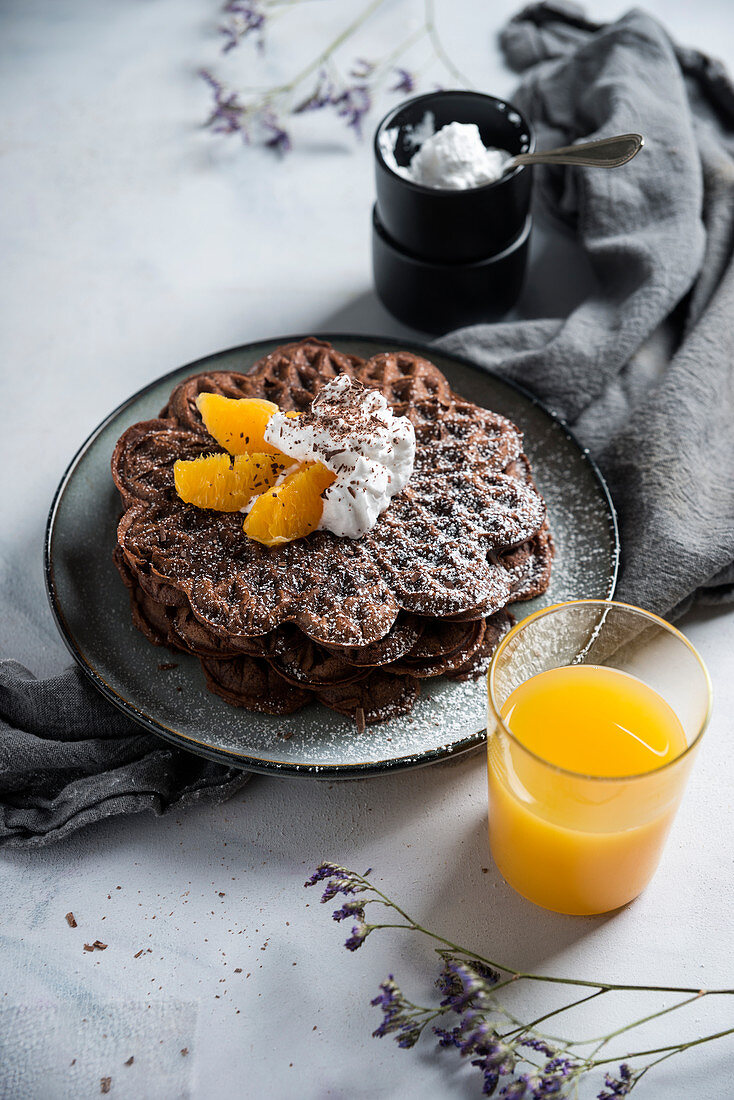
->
[507,132,644,171]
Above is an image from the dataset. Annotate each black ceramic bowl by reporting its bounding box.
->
[374,90,534,264]
[372,205,531,335]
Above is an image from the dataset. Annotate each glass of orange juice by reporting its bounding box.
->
[486,600,711,916]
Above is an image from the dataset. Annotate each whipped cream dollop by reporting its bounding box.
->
[380,115,511,190]
[263,375,415,539]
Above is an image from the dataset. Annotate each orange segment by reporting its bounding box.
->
[174,452,289,512]
[196,393,288,457]
[243,462,336,547]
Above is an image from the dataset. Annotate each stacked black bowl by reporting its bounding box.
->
[372,90,535,334]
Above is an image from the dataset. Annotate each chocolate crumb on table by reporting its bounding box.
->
[124,1057,134,1067]
[65,912,77,928]
[355,707,366,735]
[180,1048,189,1056]
[100,1078,111,1094]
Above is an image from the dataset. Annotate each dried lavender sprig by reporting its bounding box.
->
[306,864,734,1098]
[201,0,474,150]
[220,1,267,53]
[218,0,311,55]
[423,0,473,88]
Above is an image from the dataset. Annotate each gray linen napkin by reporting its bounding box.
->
[438,1,734,618]
[0,660,250,849]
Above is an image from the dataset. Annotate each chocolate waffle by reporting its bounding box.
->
[112,339,552,723]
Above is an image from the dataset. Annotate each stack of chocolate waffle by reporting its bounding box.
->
[112,339,552,725]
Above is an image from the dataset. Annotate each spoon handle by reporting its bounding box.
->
[511,132,644,170]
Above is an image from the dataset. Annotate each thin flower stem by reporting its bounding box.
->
[415,1009,444,1027]
[370,922,420,933]
[359,875,732,996]
[366,24,428,95]
[641,1048,682,1072]
[590,1024,734,1066]
[399,1004,436,1019]
[584,993,705,1054]
[501,988,608,1041]
[480,974,522,995]
[228,19,423,98]
[377,24,427,72]
[423,0,475,88]
[273,0,389,97]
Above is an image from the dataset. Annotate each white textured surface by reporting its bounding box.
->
[1,2,733,1098]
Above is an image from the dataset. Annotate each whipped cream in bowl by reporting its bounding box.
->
[264,375,415,539]
[379,115,512,190]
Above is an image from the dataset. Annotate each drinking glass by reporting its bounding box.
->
[486,600,712,915]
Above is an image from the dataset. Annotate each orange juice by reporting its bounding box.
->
[487,665,689,915]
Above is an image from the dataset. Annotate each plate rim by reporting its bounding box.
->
[44,332,619,779]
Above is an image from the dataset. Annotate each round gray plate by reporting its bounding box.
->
[45,335,618,778]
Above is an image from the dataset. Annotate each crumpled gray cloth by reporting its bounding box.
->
[438,1,734,618]
[0,660,250,849]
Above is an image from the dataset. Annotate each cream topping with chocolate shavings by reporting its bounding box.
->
[264,375,416,539]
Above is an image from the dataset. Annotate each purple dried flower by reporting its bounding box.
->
[471,1040,516,1096]
[391,67,415,94]
[502,1051,580,1098]
[220,0,266,54]
[434,1024,467,1049]
[344,919,370,951]
[499,1079,531,1100]
[371,980,430,1047]
[371,976,410,1037]
[293,70,336,114]
[296,75,373,137]
[371,976,399,1012]
[598,1064,635,1099]
[435,1011,515,1095]
[436,956,500,1013]
[519,1038,556,1058]
[457,1015,492,1054]
[200,70,247,136]
[500,1072,565,1099]
[397,1025,422,1049]
[332,900,366,923]
[322,878,357,903]
[330,84,372,136]
[480,1039,515,1067]
[305,862,368,900]
[480,1067,501,1096]
[304,862,342,887]
[544,1056,575,1077]
[262,111,291,154]
[350,57,375,79]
